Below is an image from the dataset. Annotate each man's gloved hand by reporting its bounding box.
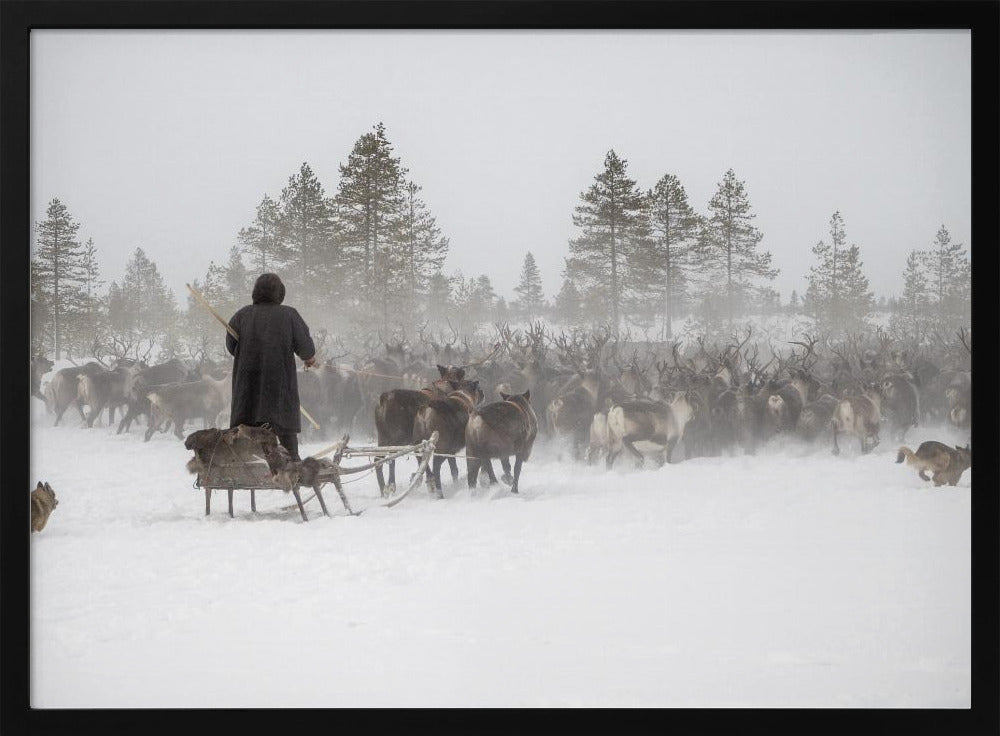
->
[304,355,318,369]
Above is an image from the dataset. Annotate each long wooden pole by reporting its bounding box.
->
[186,283,321,430]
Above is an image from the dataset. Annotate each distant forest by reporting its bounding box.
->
[31,122,971,362]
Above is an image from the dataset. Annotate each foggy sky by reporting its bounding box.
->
[31,30,971,308]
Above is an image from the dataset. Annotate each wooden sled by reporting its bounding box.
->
[194,430,439,521]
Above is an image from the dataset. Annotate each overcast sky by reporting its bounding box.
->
[31,30,970,306]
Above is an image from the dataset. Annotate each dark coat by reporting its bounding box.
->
[226,302,315,433]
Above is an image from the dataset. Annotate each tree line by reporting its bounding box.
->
[30,128,970,362]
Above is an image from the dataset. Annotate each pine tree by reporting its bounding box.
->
[804,211,874,334]
[399,179,449,325]
[923,225,970,332]
[513,252,546,320]
[637,173,701,337]
[788,289,800,315]
[566,150,647,327]
[697,169,777,326]
[891,249,930,342]
[238,194,285,274]
[68,237,105,355]
[108,248,178,354]
[277,162,334,318]
[424,272,453,328]
[335,123,408,326]
[32,199,88,358]
[553,267,583,327]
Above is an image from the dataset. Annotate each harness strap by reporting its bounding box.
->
[505,399,530,424]
[449,391,476,413]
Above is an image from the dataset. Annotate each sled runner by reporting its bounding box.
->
[188,426,438,521]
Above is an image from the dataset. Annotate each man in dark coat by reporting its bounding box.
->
[226,273,316,460]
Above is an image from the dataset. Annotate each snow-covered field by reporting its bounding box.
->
[29,386,971,708]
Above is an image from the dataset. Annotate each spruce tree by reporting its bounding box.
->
[566,150,647,327]
[553,268,583,327]
[335,123,408,327]
[788,289,800,315]
[804,211,874,334]
[637,173,702,337]
[425,272,453,328]
[32,198,87,358]
[399,179,449,325]
[277,162,334,318]
[69,237,105,355]
[891,249,930,342]
[108,248,178,355]
[923,225,970,331]
[238,194,285,274]
[697,169,777,326]
[513,252,545,320]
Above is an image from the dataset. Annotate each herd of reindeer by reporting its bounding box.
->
[30,321,973,495]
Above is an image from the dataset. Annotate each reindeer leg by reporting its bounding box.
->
[510,456,523,494]
[431,456,445,498]
[624,437,645,467]
[74,400,87,425]
[665,437,679,464]
[605,448,619,470]
[483,459,499,486]
[467,457,481,489]
[448,457,459,484]
[919,469,931,482]
[499,457,514,485]
[116,405,132,434]
[831,426,840,456]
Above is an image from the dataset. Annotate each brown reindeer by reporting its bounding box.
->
[413,381,485,496]
[77,364,132,428]
[47,363,104,426]
[373,365,468,495]
[896,441,971,486]
[145,374,231,441]
[796,393,839,443]
[879,373,920,442]
[465,390,538,494]
[605,390,699,468]
[831,384,882,455]
[31,355,54,408]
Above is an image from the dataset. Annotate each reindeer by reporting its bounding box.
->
[546,329,613,459]
[465,390,538,494]
[413,381,485,496]
[878,372,920,442]
[145,374,231,441]
[797,394,839,443]
[605,389,700,468]
[31,355,54,408]
[831,383,882,455]
[76,364,131,428]
[47,363,104,426]
[373,365,467,496]
[117,358,192,434]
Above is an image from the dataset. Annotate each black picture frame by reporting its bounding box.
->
[2,2,997,734]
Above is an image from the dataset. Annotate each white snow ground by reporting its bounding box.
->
[29,374,971,708]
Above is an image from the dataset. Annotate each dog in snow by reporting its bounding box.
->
[31,481,59,532]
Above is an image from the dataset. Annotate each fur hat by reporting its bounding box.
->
[252,273,286,305]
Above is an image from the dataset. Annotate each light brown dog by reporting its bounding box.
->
[31,481,59,532]
[896,441,971,487]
